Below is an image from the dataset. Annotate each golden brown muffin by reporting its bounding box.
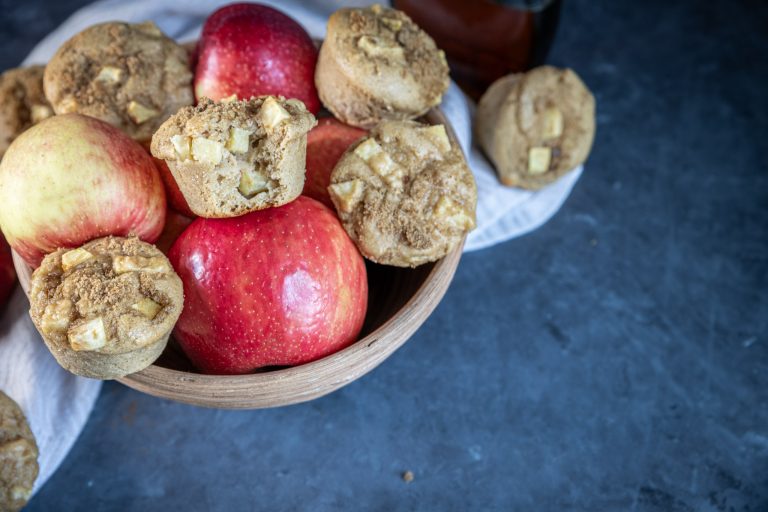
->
[0,391,38,512]
[151,96,316,218]
[43,21,193,142]
[329,120,476,267]
[0,65,53,157]
[476,66,596,190]
[29,236,183,380]
[315,4,449,128]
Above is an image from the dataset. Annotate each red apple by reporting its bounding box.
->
[153,157,196,218]
[0,114,166,267]
[195,3,321,114]
[139,140,194,218]
[155,210,194,256]
[0,234,16,308]
[169,196,367,374]
[303,117,367,209]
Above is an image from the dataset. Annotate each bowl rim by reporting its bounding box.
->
[11,107,466,409]
[13,238,463,409]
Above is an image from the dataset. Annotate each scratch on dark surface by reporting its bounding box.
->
[619,362,632,397]
[704,300,717,397]
[741,337,756,348]
[689,466,699,494]
[545,321,572,349]
[743,431,768,450]
[572,213,599,227]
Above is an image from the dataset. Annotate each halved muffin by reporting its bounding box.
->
[151,96,316,218]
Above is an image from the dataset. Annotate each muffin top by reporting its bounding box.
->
[0,390,38,512]
[476,66,596,189]
[151,96,316,217]
[323,5,449,122]
[0,65,53,156]
[329,120,476,267]
[43,21,193,141]
[29,236,183,355]
[152,96,315,163]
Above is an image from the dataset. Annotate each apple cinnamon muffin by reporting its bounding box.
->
[0,65,53,157]
[0,391,38,512]
[315,4,449,128]
[151,96,316,218]
[29,236,183,380]
[476,66,596,190]
[43,21,193,142]
[329,120,476,267]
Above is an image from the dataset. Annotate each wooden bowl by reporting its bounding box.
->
[13,108,464,409]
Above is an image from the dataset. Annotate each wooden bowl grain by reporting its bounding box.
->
[13,108,465,409]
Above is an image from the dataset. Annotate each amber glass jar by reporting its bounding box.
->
[393,0,562,100]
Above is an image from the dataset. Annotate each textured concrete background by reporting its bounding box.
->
[2,0,767,510]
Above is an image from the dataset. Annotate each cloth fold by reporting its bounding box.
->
[3,0,582,496]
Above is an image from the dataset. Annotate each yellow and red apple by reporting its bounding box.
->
[0,114,166,267]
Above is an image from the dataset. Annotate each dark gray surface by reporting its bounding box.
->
[3,0,767,511]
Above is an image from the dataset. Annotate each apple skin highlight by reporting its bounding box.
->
[195,3,321,115]
[169,196,368,374]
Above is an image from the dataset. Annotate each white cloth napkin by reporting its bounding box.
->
[3,0,583,495]
[0,290,101,495]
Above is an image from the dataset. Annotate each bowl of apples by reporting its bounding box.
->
[5,3,473,408]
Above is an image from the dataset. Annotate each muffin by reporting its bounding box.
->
[329,120,476,267]
[151,96,316,218]
[476,66,596,190]
[0,65,53,157]
[29,236,183,380]
[315,4,449,128]
[0,390,38,512]
[43,21,193,142]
